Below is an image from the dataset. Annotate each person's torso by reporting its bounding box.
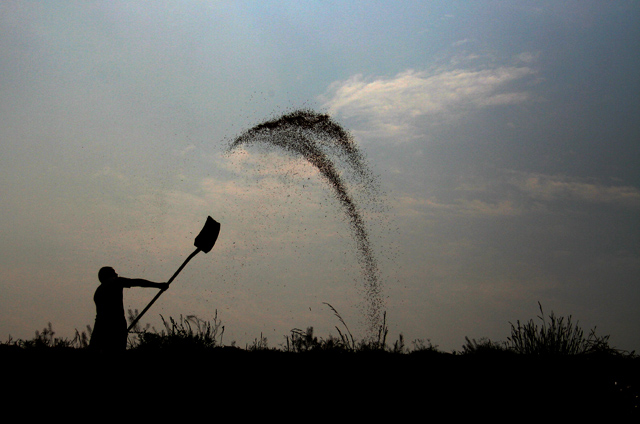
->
[94,283,125,322]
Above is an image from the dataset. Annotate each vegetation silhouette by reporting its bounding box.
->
[1,303,638,417]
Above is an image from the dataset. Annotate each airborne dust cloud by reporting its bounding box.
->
[226,109,385,335]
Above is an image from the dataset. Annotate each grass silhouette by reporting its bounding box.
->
[1,302,636,357]
[1,303,638,417]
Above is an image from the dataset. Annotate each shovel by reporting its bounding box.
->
[127,216,221,332]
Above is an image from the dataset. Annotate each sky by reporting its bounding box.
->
[1,1,639,353]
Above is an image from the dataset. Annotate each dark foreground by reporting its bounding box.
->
[3,345,637,419]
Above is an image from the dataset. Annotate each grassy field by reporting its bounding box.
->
[2,305,638,418]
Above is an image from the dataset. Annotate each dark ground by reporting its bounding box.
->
[2,345,638,419]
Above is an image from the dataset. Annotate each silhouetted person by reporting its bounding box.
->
[90,266,168,353]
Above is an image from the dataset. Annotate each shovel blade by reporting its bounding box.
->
[194,216,220,253]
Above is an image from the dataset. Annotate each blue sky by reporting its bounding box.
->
[1,1,639,352]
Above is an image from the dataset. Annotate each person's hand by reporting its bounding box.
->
[159,282,169,291]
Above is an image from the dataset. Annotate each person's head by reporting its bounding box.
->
[98,266,118,284]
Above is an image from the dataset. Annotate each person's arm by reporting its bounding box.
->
[121,278,169,290]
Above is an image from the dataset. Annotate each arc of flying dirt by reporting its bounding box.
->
[233,110,378,194]
[226,110,384,332]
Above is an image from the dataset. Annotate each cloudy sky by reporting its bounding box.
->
[2,1,639,352]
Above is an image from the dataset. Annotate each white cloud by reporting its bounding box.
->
[396,171,640,220]
[396,195,521,219]
[222,147,320,181]
[92,166,130,184]
[320,63,537,140]
[516,51,541,64]
[515,173,640,207]
[452,38,473,47]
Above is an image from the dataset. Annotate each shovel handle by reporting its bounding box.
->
[127,247,201,332]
